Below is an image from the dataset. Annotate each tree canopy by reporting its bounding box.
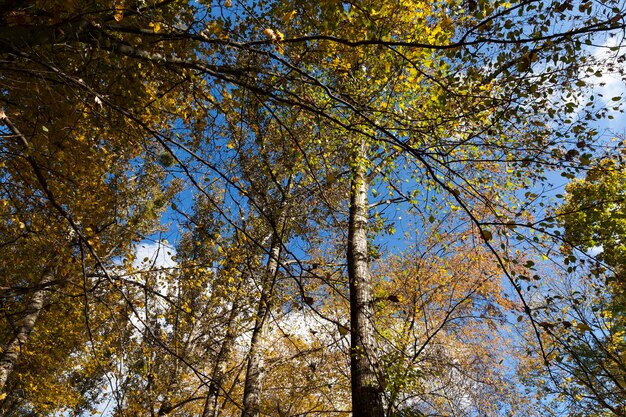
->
[1,0,625,416]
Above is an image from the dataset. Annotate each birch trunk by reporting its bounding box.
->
[241,234,282,417]
[347,140,384,417]
[0,269,55,392]
[202,299,240,417]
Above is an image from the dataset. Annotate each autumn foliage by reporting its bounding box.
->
[1,0,625,416]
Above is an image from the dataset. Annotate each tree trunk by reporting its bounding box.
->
[203,299,240,417]
[0,268,55,392]
[241,233,282,417]
[347,140,384,417]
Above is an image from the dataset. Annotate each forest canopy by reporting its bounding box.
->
[0,0,625,416]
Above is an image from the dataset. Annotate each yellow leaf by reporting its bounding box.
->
[283,9,297,22]
[114,0,124,21]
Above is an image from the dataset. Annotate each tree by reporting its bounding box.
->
[373,219,542,417]
[0,1,185,410]
[255,1,625,413]
[519,151,626,416]
[0,106,176,414]
[561,155,626,286]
